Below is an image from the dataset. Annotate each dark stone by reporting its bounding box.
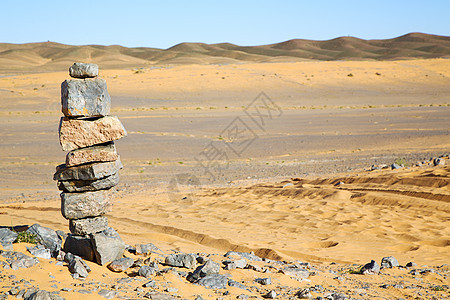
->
[63,234,95,262]
[361,260,380,274]
[90,227,125,265]
[61,77,110,117]
[58,172,119,193]
[165,253,196,269]
[53,160,123,181]
[26,224,62,255]
[263,290,277,299]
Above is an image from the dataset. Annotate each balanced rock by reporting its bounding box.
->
[66,142,118,167]
[90,227,125,265]
[69,62,99,78]
[61,190,112,219]
[54,159,122,181]
[61,78,110,117]
[59,116,127,151]
[64,234,95,261]
[58,172,119,192]
[69,216,108,235]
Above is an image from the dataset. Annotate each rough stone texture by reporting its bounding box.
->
[381,256,399,268]
[26,224,62,255]
[165,253,197,269]
[63,234,95,262]
[61,190,112,219]
[61,77,110,117]
[225,251,262,261]
[58,116,127,151]
[280,267,310,279]
[69,62,99,78]
[223,258,247,270]
[68,258,89,278]
[108,257,134,272]
[58,172,120,192]
[54,159,122,181]
[187,259,220,282]
[66,142,118,167]
[26,245,51,259]
[98,289,117,299]
[69,216,108,235]
[138,263,159,277]
[90,227,125,265]
[136,243,161,255]
[0,228,18,249]
[26,289,64,300]
[361,260,380,274]
[255,278,272,285]
[197,274,228,289]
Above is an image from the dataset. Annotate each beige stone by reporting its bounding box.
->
[66,142,118,167]
[59,116,127,151]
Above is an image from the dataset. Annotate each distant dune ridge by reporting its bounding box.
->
[0,32,449,71]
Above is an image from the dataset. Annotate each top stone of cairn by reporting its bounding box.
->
[69,63,99,78]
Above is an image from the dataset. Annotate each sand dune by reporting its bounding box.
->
[1,33,449,71]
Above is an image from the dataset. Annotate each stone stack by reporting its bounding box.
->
[53,63,127,265]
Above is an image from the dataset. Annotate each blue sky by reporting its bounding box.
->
[1,0,449,48]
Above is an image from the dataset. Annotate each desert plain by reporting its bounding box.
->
[0,36,449,299]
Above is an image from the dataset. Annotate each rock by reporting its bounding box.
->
[223,258,247,270]
[381,256,399,268]
[296,288,312,299]
[2,251,39,269]
[68,257,89,278]
[69,62,98,78]
[361,260,380,274]
[255,277,272,285]
[66,142,119,167]
[280,267,310,279]
[136,243,161,255]
[228,279,247,289]
[97,289,117,299]
[0,228,18,250]
[61,77,110,117]
[224,251,262,261]
[60,190,112,219]
[197,274,228,289]
[54,159,123,181]
[325,292,348,300]
[58,116,127,151]
[69,216,108,235]
[26,224,62,255]
[58,172,120,192]
[245,263,262,272]
[143,280,157,288]
[165,253,196,269]
[26,245,51,259]
[391,163,402,170]
[433,157,445,166]
[406,261,417,268]
[25,289,64,300]
[63,234,95,261]
[187,259,220,282]
[108,257,134,272]
[90,227,125,265]
[143,292,176,300]
[138,263,159,277]
[263,290,277,299]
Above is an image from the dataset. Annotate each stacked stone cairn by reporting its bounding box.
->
[53,63,127,265]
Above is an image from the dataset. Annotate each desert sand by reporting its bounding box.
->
[0,53,449,299]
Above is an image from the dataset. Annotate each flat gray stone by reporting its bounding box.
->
[197,274,227,289]
[0,228,18,249]
[61,190,112,219]
[90,227,125,265]
[63,234,95,262]
[223,258,247,270]
[69,62,99,78]
[165,253,196,269]
[58,172,120,192]
[381,256,399,268]
[108,257,134,272]
[66,142,118,167]
[280,267,310,279]
[59,116,127,151]
[54,159,122,181]
[26,224,62,255]
[61,77,110,117]
[26,245,51,259]
[138,263,159,277]
[69,216,108,235]
[25,289,64,300]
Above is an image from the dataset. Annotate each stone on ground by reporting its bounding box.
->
[26,224,62,255]
[69,62,99,78]
[108,257,134,272]
[61,190,111,219]
[58,116,127,151]
[197,274,228,289]
[0,228,18,250]
[69,216,108,235]
[90,227,125,265]
[165,253,197,269]
[63,234,95,262]
[381,256,399,268]
[66,142,118,167]
[361,260,380,274]
[187,259,220,282]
